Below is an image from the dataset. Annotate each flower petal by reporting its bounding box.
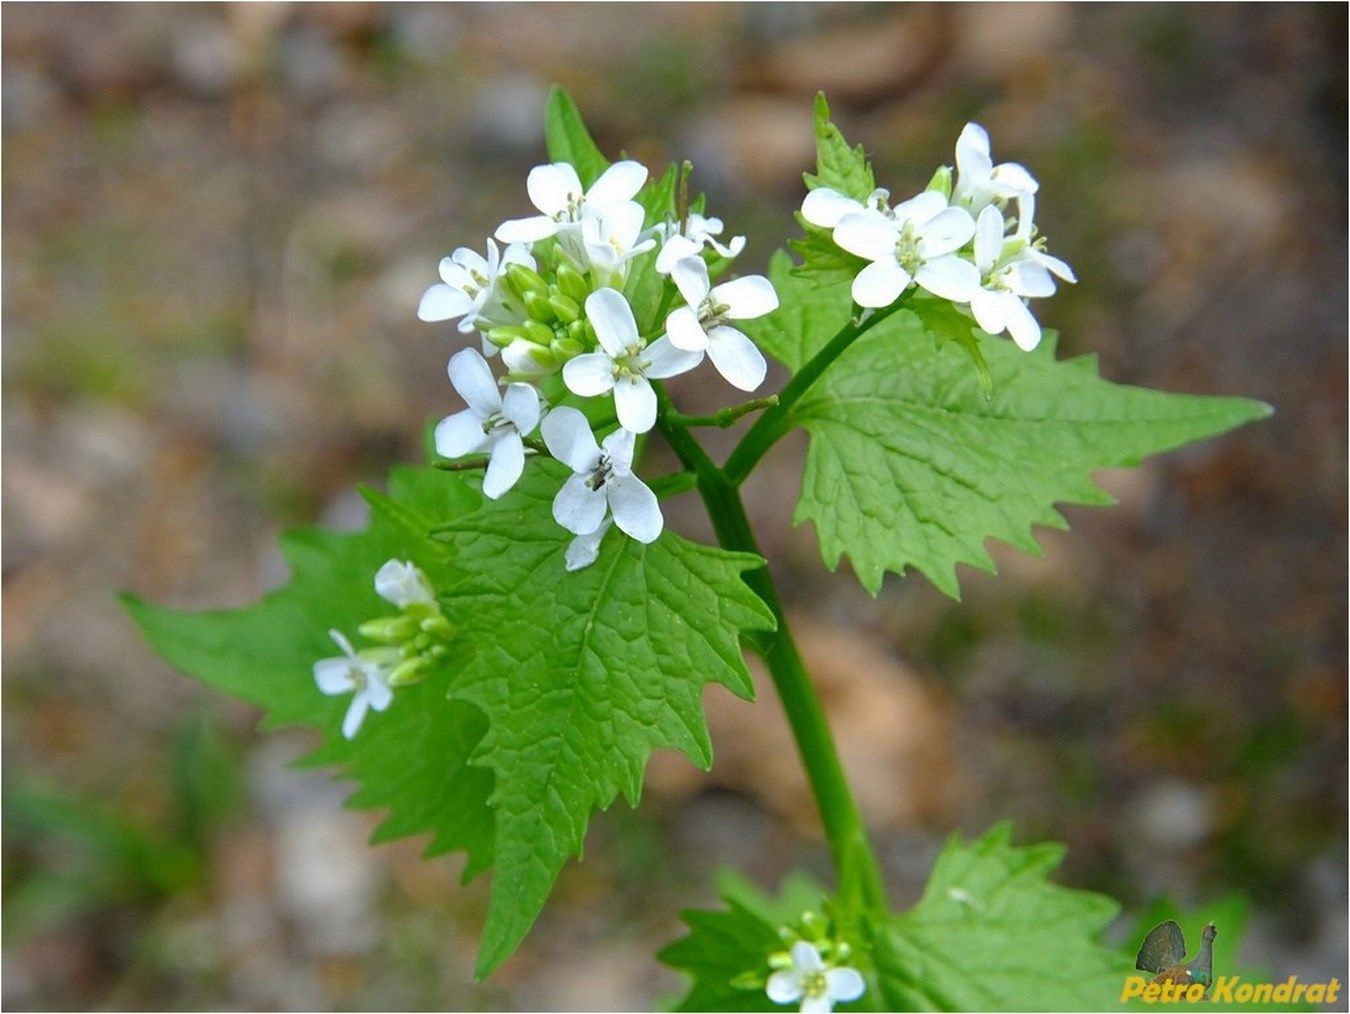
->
[448,348,502,415]
[990,161,1039,196]
[374,559,433,607]
[915,255,980,302]
[502,339,554,377]
[435,409,491,459]
[833,211,899,261]
[656,233,703,274]
[800,993,834,1014]
[766,970,804,1005]
[852,258,911,308]
[541,406,601,473]
[564,520,612,571]
[601,426,636,473]
[613,376,657,433]
[342,694,369,739]
[801,186,861,228]
[1003,295,1043,351]
[826,967,865,1003]
[642,335,704,379]
[974,205,1005,273]
[314,657,353,695]
[1032,249,1076,283]
[562,352,618,398]
[600,200,647,248]
[501,382,541,434]
[1007,259,1056,298]
[585,159,648,210]
[365,671,394,711]
[417,283,474,322]
[894,189,950,225]
[712,275,779,320]
[494,215,559,244]
[664,305,710,352]
[499,242,536,272]
[607,475,662,543]
[586,288,640,356]
[483,431,525,500]
[527,162,583,217]
[917,207,976,257]
[707,326,767,392]
[671,255,711,307]
[449,246,489,277]
[969,287,1007,336]
[791,941,824,973]
[955,122,993,180]
[552,472,609,535]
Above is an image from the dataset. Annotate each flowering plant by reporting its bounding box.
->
[127,90,1267,1010]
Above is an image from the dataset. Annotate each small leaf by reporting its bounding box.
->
[544,85,610,188]
[803,92,876,201]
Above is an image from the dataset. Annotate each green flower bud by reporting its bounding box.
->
[548,292,581,323]
[554,262,591,305]
[487,325,529,349]
[522,289,556,324]
[522,320,554,346]
[926,164,953,199]
[505,263,549,300]
[800,910,828,939]
[768,949,793,969]
[419,614,456,640]
[549,336,584,361]
[388,657,430,688]
[357,615,417,644]
[567,319,589,343]
[730,970,766,990]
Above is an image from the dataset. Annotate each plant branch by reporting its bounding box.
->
[433,437,549,473]
[668,395,779,429]
[653,383,890,916]
[722,298,910,485]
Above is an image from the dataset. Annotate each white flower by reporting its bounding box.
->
[435,348,542,499]
[766,942,865,1014]
[495,160,648,244]
[968,205,1074,352]
[374,559,435,609]
[580,200,656,282]
[654,212,747,274]
[665,257,776,391]
[542,408,662,544]
[417,239,534,339]
[564,518,613,571]
[952,122,1038,212]
[313,629,394,739]
[834,192,979,308]
[562,288,702,433]
[1009,193,1077,284]
[800,186,892,229]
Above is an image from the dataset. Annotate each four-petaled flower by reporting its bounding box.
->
[952,121,1038,212]
[417,239,534,341]
[563,288,702,433]
[834,192,979,308]
[313,629,394,739]
[542,407,662,544]
[436,348,542,499]
[766,941,865,1014]
[665,258,778,392]
[374,559,436,609]
[495,160,648,244]
[655,211,747,274]
[580,201,656,283]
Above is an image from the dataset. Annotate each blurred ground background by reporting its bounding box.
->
[2,3,1346,1010]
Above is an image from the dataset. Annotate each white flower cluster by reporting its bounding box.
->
[803,122,1074,351]
[313,560,452,738]
[419,159,777,569]
[766,941,865,1014]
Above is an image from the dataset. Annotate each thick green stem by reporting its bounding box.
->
[722,299,909,485]
[654,386,889,915]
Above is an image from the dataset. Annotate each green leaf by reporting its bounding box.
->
[432,462,775,976]
[803,92,875,201]
[660,872,828,1012]
[544,85,609,188]
[870,825,1134,1011]
[908,293,994,397]
[125,467,498,881]
[742,261,1272,598]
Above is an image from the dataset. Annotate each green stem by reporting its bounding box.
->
[668,395,779,429]
[722,299,909,485]
[654,385,889,915]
